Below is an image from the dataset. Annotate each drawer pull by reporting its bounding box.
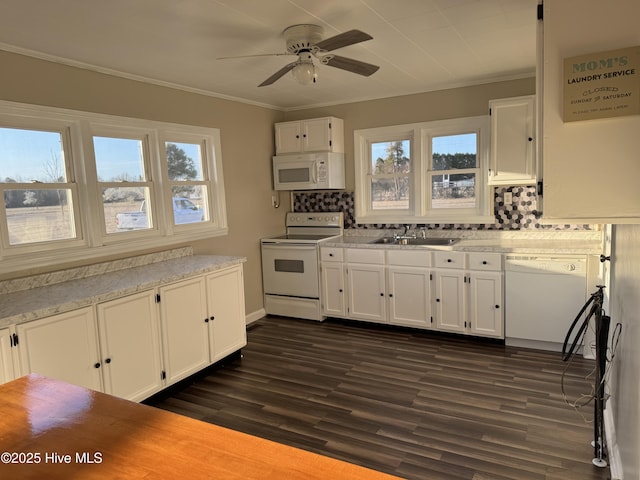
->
[482,261,488,265]
[447,259,452,263]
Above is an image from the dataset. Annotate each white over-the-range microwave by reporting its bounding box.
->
[272,152,345,190]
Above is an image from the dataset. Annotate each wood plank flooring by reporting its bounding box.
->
[150,317,611,480]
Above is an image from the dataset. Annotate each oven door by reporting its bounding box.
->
[261,243,319,298]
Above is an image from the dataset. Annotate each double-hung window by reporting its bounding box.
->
[355,116,491,224]
[93,130,155,235]
[0,122,82,251]
[0,101,228,274]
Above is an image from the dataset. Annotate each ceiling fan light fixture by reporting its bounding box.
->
[292,61,317,85]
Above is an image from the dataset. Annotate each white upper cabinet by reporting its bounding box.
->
[489,95,537,185]
[541,0,640,222]
[275,117,344,154]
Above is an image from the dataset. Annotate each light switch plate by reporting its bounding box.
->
[504,192,513,204]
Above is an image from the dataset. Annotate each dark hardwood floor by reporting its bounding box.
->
[150,316,611,480]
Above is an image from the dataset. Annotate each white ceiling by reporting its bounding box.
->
[0,0,538,111]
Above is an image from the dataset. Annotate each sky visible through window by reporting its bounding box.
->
[371,133,476,163]
[0,127,202,182]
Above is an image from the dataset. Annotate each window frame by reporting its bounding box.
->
[0,100,228,275]
[355,116,493,224]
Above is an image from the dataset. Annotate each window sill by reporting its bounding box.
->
[0,227,228,276]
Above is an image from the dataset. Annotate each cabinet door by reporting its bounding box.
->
[159,277,209,385]
[275,122,302,154]
[468,272,504,338]
[321,263,346,317]
[489,96,536,185]
[388,266,431,329]
[16,307,102,391]
[0,327,18,385]
[347,264,387,323]
[206,265,247,363]
[433,270,466,333]
[97,291,164,401]
[302,118,332,152]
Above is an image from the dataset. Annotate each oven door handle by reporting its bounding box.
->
[262,243,317,250]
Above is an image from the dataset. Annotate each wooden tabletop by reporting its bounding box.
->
[0,374,401,479]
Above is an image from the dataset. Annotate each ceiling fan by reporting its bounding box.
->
[218,24,379,87]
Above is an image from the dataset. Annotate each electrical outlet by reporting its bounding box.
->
[503,192,513,205]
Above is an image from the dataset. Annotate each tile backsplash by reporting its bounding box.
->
[293,187,594,230]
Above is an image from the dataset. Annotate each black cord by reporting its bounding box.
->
[562,288,603,362]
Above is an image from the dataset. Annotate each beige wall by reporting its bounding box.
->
[283,77,535,189]
[0,50,286,317]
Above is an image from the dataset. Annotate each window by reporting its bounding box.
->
[370,140,411,211]
[93,134,154,234]
[164,140,209,227]
[429,133,478,210]
[355,116,491,224]
[0,124,81,248]
[0,101,228,274]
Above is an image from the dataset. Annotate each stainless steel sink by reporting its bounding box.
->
[370,237,460,246]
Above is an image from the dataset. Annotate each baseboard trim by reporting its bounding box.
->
[246,308,266,326]
[605,405,624,479]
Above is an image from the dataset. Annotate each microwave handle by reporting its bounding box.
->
[310,159,318,184]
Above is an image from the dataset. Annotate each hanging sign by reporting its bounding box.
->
[563,45,640,122]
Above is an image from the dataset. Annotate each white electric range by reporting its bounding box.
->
[261,212,343,321]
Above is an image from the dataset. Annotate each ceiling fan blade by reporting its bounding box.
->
[258,62,297,87]
[324,55,379,77]
[315,30,373,52]
[217,52,293,60]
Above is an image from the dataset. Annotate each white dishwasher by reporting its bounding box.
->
[505,255,587,351]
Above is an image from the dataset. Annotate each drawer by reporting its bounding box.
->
[433,251,465,269]
[386,249,432,267]
[467,252,502,271]
[320,247,344,262]
[346,248,385,264]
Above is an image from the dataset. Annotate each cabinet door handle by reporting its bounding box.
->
[338,289,343,293]
[380,293,384,297]
[436,298,440,302]
[204,318,209,323]
[210,316,215,321]
[105,358,112,364]
[94,362,101,369]
[482,261,488,265]
[329,253,333,257]
[389,293,393,298]
[528,137,534,142]
[495,304,500,309]
[447,259,452,263]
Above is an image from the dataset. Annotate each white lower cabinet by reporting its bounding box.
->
[468,271,503,338]
[205,265,247,363]
[433,251,504,338]
[16,307,103,391]
[386,249,432,329]
[320,246,503,339]
[347,263,387,323]
[8,263,246,401]
[159,277,210,385]
[433,269,466,333]
[97,291,165,402]
[322,247,433,329]
[0,327,19,385]
[320,247,346,317]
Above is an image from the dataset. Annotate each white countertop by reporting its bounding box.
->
[0,254,245,329]
[322,232,603,255]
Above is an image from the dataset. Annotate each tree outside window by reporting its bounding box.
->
[370,140,410,210]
